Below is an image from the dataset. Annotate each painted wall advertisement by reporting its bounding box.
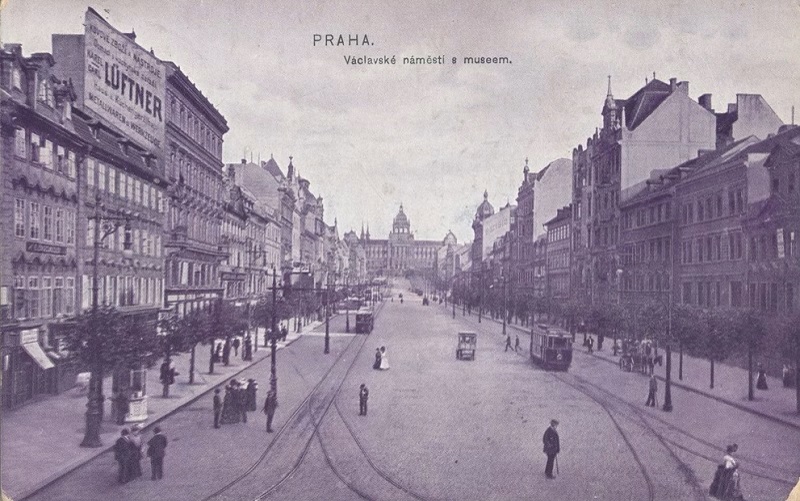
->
[83,8,165,155]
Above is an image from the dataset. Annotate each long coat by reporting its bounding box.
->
[147,433,167,458]
[543,427,560,455]
[263,394,278,416]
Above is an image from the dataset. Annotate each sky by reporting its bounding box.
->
[2,0,800,242]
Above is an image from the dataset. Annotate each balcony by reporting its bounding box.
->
[165,225,188,248]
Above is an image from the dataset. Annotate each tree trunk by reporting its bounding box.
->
[747,344,754,401]
[796,342,800,414]
[710,359,715,389]
[678,340,683,381]
[189,344,196,384]
[209,343,215,374]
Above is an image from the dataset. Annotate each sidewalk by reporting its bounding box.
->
[580,332,800,430]
[442,303,800,430]
[0,317,326,501]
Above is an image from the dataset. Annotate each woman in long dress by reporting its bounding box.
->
[221,381,241,424]
[373,348,381,370]
[713,444,744,500]
[379,346,390,370]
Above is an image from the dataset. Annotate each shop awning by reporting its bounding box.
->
[22,341,55,370]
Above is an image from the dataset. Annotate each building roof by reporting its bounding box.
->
[475,190,495,219]
[622,79,672,130]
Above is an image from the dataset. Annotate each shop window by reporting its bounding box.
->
[15,199,25,237]
[66,210,75,244]
[43,206,53,241]
[29,202,40,239]
[27,277,39,318]
[14,276,25,319]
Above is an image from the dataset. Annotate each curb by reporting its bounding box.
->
[585,348,800,432]
[16,320,323,501]
[442,305,800,432]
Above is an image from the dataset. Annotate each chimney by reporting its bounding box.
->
[698,94,712,111]
[669,77,677,91]
[241,158,246,164]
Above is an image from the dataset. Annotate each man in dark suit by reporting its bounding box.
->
[359,384,369,416]
[543,419,560,479]
[213,389,222,428]
[146,427,168,480]
[263,390,278,433]
[114,428,133,483]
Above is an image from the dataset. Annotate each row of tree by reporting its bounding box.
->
[451,286,800,413]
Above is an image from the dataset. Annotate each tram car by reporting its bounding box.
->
[529,326,573,371]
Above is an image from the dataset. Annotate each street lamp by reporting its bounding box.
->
[325,272,332,355]
[501,275,507,337]
[81,193,135,448]
[662,287,673,412]
[268,266,279,401]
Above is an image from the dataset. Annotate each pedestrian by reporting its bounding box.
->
[281,325,288,342]
[359,383,369,416]
[542,419,560,479]
[379,346,390,370]
[756,364,768,390]
[263,389,278,433]
[373,348,382,370]
[243,334,253,361]
[213,388,223,428]
[505,334,513,352]
[233,337,241,357]
[597,334,604,351]
[587,336,594,354]
[514,334,521,352]
[129,424,144,479]
[246,378,258,412]
[236,381,248,423]
[710,444,745,500]
[221,380,240,424]
[645,375,658,407]
[146,427,168,481]
[214,342,223,363]
[223,338,231,366]
[114,428,133,483]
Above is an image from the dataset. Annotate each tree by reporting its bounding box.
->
[64,306,159,444]
[179,309,213,384]
[783,313,800,414]
[671,304,701,380]
[696,309,737,389]
[730,309,766,401]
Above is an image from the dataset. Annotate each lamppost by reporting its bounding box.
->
[662,283,673,412]
[325,272,331,355]
[452,276,456,318]
[501,274,508,337]
[268,266,279,400]
[81,193,135,448]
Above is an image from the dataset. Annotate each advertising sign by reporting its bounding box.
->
[84,8,165,155]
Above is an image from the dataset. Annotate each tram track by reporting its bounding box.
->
[567,372,797,488]
[204,300,432,501]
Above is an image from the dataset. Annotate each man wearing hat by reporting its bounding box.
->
[147,427,168,480]
[114,428,133,483]
[543,419,560,479]
[359,384,369,416]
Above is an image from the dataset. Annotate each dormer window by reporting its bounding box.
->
[11,67,21,89]
[37,79,54,107]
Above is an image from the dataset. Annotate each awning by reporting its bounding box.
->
[21,341,55,370]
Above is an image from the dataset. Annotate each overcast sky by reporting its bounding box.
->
[3,0,800,241]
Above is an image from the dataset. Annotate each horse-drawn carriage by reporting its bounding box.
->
[456,332,477,360]
[618,338,662,373]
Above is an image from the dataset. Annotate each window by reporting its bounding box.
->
[56,146,67,175]
[770,283,779,312]
[683,282,692,305]
[38,79,53,106]
[41,139,53,170]
[788,283,795,312]
[706,198,713,219]
[716,194,723,218]
[697,200,704,222]
[27,277,39,318]
[789,231,797,257]
[29,202,40,239]
[14,128,26,157]
[87,158,95,187]
[728,191,735,215]
[65,277,75,314]
[120,173,128,200]
[43,206,53,241]
[11,66,21,89]
[15,199,25,237]
[109,167,117,195]
[98,162,107,191]
[67,151,76,179]
[736,190,744,213]
[53,277,64,316]
[30,132,41,163]
[55,209,64,242]
[41,277,52,317]
[127,174,134,200]
[66,210,75,244]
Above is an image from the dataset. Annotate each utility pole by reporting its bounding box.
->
[270,266,278,401]
[324,274,330,354]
